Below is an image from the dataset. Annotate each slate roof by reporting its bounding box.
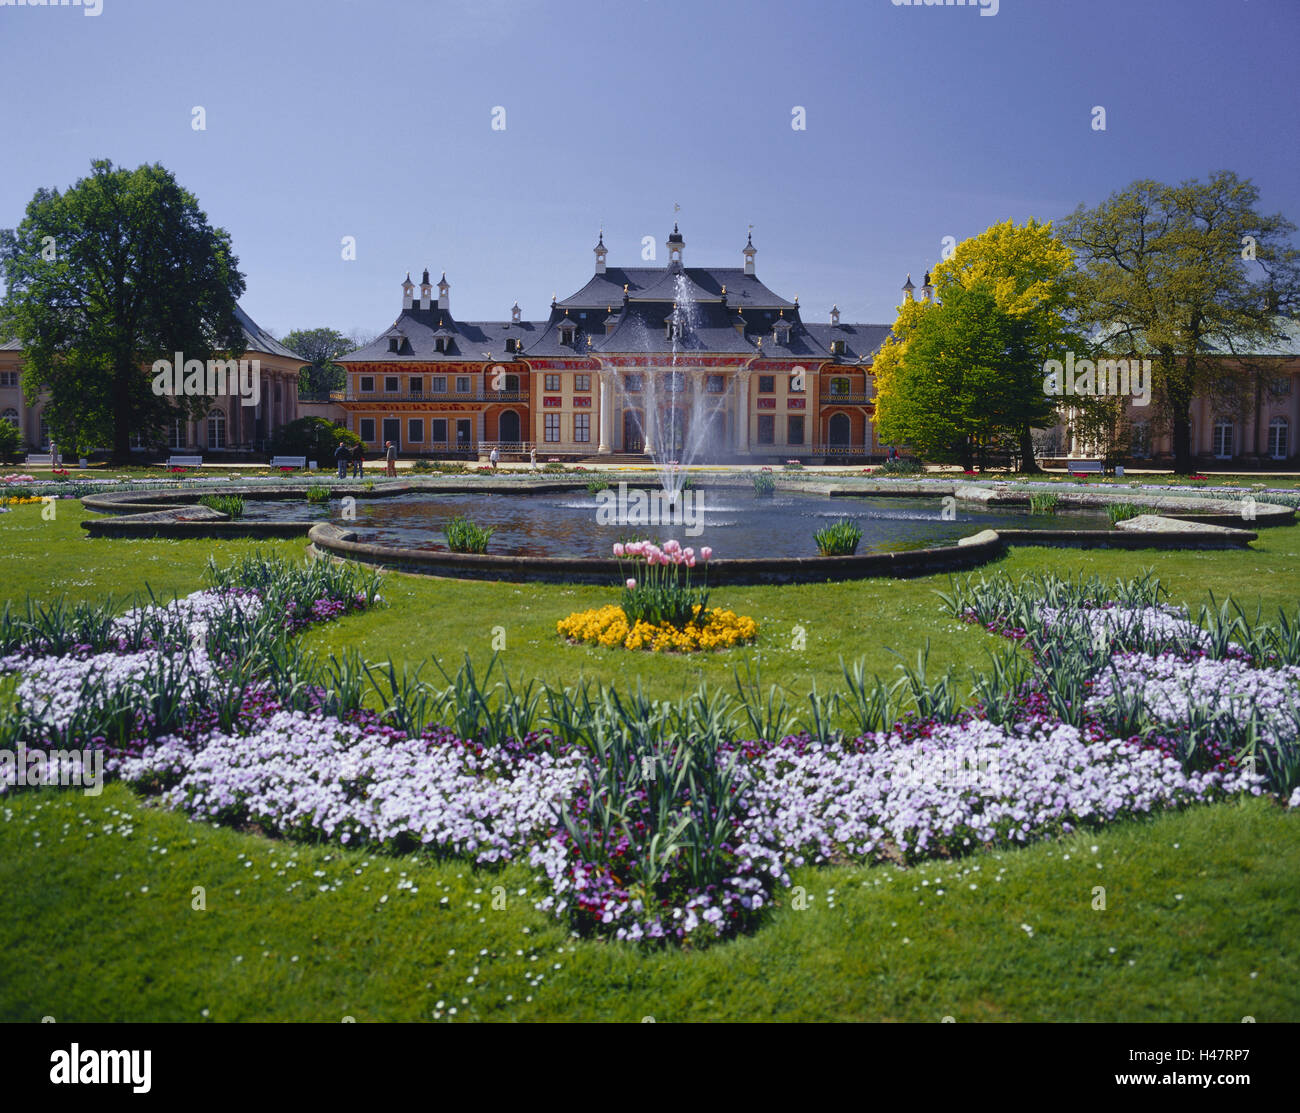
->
[338,307,540,362]
[234,304,302,360]
[803,323,893,363]
[556,266,795,311]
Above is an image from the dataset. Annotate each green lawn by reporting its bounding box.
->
[2,499,1299,1021]
[0,784,1293,1021]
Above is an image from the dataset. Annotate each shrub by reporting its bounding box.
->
[198,494,245,519]
[271,416,359,462]
[878,457,921,476]
[1107,502,1142,526]
[541,461,566,473]
[445,514,493,553]
[305,486,331,504]
[782,460,804,471]
[814,518,863,556]
[1029,492,1060,515]
[411,459,433,472]
[586,479,610,494]
[753,473,776,498]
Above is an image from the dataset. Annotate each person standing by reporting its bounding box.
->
[489,445,500,472]
[529,444,537,472]
[385,439,397,477]
[49,439,59,468]
[352,441,364,478]
[334,439,350,479]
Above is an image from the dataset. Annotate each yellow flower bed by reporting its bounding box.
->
[0,495,44,506]
[557,604,758,653]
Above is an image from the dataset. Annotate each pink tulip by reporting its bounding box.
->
[685,555,696,568]
[701,547,712,561]
[664,539,681,555]
[684,547,694,560]
[626,578,637,590]
[612,543,625,557]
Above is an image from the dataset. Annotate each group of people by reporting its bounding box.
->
[334,441,538,477]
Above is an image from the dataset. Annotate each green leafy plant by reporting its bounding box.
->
[1107,502,1141,525]
[445,514,493,553]
[586,479,610,494]
[752,472,776,498]
[814,518,863,556]
[877,457,921,476]
[198,494,245,518]
[1029,492,1059,515]
[305,486,331,504]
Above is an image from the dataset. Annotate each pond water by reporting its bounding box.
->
[245,489,1112,558]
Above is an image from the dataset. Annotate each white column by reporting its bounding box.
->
[735,371,750,454]
[598,371,612,454]
[644,375,657,455]
[477,411,485,447]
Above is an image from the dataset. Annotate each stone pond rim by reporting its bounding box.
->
[78,478,1290,584]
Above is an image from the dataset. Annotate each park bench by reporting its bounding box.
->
[1067,459,1104,475]
[269,455,308,469]
[26,454,53,466]
[166,455,203,468]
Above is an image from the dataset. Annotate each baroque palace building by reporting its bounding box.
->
[337,228,893,462]
[0,304,306,456]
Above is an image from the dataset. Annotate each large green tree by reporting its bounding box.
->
[880,282,1044,471]
[283,327,353,396]
[0,160,245,463]
[1058,171,1300,473]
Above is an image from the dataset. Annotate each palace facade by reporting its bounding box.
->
[336,228,893,462]
[0,304,307,456]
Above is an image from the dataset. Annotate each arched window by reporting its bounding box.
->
[207,408,226,450]
[1268,416,1289,460]
[1130,420,1151,459]
[498,410,521,444]
[1,408,17,428]
[1212,420,1234,459]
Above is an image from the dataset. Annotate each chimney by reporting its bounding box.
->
[511,301,522,324]
[437,272,449,311]
[419,268,432,311]
[401,273,414,310]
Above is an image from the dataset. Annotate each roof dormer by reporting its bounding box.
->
[773,310,792,346]
[558,313,577,345]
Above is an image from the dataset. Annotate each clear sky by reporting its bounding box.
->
[2,0,1297,340]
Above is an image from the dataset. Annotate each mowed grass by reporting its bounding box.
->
[2,500,1299,1021]
[0,784,1294,1022]
[4,500,1300,704]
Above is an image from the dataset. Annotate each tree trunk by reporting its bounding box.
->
[1017,426,1042,473]
[111,363,133,465]
[1171,414,1194,474]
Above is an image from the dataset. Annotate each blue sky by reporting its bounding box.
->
[2,0,1297,339]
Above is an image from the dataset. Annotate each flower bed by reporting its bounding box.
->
[557,603,758,652]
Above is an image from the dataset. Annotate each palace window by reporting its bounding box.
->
[359,376,374,393]
[1268,417,1289,460]
[787,416,805,445]
[828,377,850,396]
[360,418,376,442]
[1269,375,1293,396]
[432,419,447,444]
[574,413,590,443]
[456,376,471,393]
[756,415,775,444]
[788,371,804,392]
[384,377,399,392]
[408,418,424,443]
[1130,420,1151,459]
[830,339,845,356]
[207,408,226,450]
[38,416,49,447]
[435,337,449,354]
[0,371,17,387]
[574,374,591,392]
[387,337,399,353]
[505,338,519,353]
[544,374,561,391]
[559,323,576,344]
[409,377,422,394]
[706,374,724,394]
[431,376,447,393]
[544,413,560,442]
[1212,420,1234,459]
[663,371,685,391]
[758,375,775,394]
[624,374,642,392]
[168,418,186,450]
[1,407,17,427]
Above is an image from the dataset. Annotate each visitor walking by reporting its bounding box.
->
[334,440,350,479]
[489,446,500,472]
[49,439,59,468]
[385,439,397,477]
[351,441,364,478]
